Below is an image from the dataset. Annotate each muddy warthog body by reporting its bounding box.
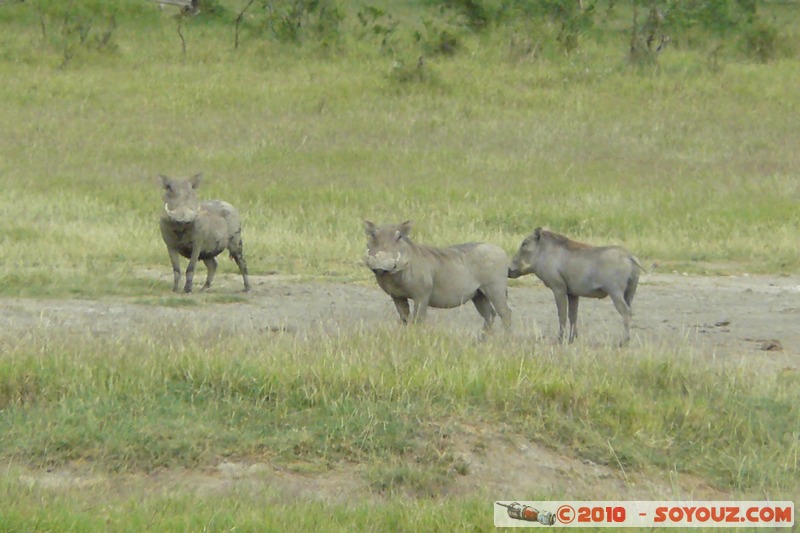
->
[159,173,251,293]
[364,221,511,331]
[508,228,644,345]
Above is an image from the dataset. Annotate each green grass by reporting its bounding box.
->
[0,326,798,529]
[1,2,800,529]
[1,3,800,300]
[1,328,798,490]
[0,475,492,532]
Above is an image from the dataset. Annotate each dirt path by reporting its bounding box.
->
[3,270,799,369]
[2,271,799,501]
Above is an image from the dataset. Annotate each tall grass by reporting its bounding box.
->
[1,326,797,496]
[0,475,491,533]
[1,3,799,529]
[1,4,799,298]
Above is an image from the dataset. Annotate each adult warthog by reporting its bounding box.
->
[508,228,644,345]
[159,173,251,293]
[364,220,512,332]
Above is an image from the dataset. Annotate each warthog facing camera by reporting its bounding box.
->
[364,220,512,332]
[159,173,251,293]
[508,228,644,345]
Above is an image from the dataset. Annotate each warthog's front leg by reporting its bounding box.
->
[567,294,579,342]
[167,247,182,293]
[552,289,569,343]
[392,297,410,324]
[184,247,202,293]
[201,257,217,292]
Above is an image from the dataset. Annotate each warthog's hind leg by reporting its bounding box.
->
[392,297,410,324]
[201,257,217,291]
[481,283,512,332]
[567,294,579,342]
[552,290,569,343]
[624,274,639,307]
[411,296,430,323]
[230,251,251,292]
[229,234,251,293]
[472,291,496,331]
[609,291,632,346]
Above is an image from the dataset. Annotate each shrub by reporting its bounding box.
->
[739,15,778,62]
[356,5,400,56]
[414,16,462,57]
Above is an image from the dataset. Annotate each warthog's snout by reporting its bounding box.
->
[364,251,402,275]
[508,257,529,278]
[163,203,199,224]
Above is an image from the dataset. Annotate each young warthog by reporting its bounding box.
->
[364,220,512,332]
[508,228,644,345]
[159,173,251,293]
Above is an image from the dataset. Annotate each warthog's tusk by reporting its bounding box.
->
[164,203,194,221]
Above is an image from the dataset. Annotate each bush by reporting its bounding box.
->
[414,16,462,57]
[30,0,133,65]
[356,6,400,56]
[740,16,778,63]
[260,0,343,45]
[434,0,494,32]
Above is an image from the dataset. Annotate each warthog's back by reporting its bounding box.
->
[200,200,239,219]
[412,242,509,308]
[415,242,508,276]
[557,246,638,288]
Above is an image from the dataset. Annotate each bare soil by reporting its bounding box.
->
[3,270,799,502]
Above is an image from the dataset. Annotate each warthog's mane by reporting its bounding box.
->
[541,230,594,251]
[407,240,481,260]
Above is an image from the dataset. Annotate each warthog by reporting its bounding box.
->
[159,173,251,293]
[508,228,644,345]
[364,220,512,331]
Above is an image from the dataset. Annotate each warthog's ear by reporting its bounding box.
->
[364,220,377,238]
[189,173,203,189]
[398,220,412,239]
[534,227,542,241]
[159,175,172,190]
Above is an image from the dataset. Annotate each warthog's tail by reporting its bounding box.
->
[631,256,647,273]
